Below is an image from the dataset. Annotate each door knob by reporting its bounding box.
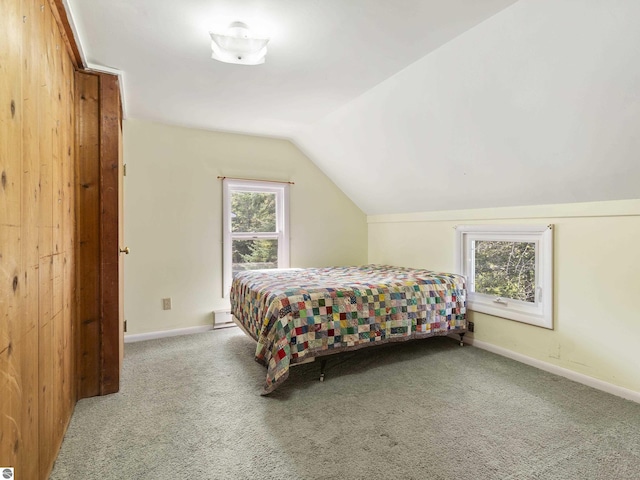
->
[120,246,130,255]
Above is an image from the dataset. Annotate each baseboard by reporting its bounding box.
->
[124,325,213,343]
[460,335,640,404]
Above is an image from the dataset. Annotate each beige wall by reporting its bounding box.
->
[368,200,640,394]
[123,119,367,334]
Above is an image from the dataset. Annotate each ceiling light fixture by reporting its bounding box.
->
[209,22,269,66]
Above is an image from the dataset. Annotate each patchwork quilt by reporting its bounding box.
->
[230,265,466,394]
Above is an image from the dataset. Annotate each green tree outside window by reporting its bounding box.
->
[231,192,278,271]
[474,241,536,303]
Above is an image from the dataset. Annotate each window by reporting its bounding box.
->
[222,179,289,296]
[455,225,553,329]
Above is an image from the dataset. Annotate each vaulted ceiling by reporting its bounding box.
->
[66,0,640,215]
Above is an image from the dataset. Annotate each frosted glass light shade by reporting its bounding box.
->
[210,22,269,66]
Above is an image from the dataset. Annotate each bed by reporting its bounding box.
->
[230,264,467,394]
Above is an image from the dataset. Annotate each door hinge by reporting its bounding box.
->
[124,319,127,332]
[123,164,127,176]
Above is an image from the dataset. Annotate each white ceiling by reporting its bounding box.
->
[66,0,518,137]
[66,0,640,215]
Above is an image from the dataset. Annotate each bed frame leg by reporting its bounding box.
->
[319,359,327,382]
[459,332,465,347]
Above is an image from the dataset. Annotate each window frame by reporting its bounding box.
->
[222,179,289,297]
[455,224,553,329]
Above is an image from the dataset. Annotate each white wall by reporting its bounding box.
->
[294,0,640,214]
[123,119,367,335]
[368,200,640,394]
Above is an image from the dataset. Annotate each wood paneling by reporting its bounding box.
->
[47,0,84,68]
[1,0,77,477]
[20,0,41,274]
[1,0,121,476]
[1,0,29,475]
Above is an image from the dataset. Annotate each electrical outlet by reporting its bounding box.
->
[162,297,172,310]
[467,321,475,333]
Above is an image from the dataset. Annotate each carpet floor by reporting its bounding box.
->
[50,328,640,479]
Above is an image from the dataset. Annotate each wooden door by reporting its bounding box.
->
[75,70,123,398]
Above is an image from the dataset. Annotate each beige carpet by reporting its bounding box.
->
[51,328,640,479]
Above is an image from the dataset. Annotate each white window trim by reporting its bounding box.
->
[222,179,290,297]
[455,224,553,329]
